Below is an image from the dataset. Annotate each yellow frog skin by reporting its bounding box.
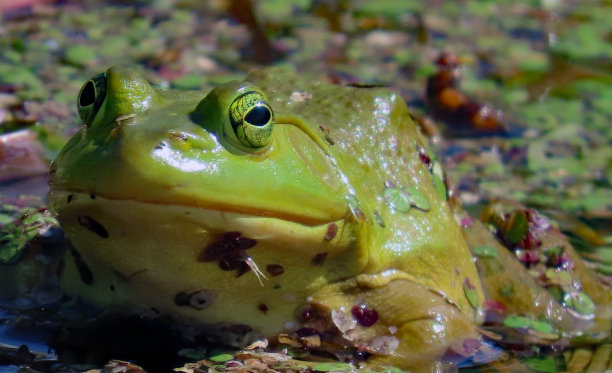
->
[48,66,492,370]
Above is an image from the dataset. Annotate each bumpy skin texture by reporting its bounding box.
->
[49,67,484,370]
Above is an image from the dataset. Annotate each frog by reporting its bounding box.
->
[48,66,488,370]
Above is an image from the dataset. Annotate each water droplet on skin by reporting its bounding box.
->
[346,194,367,221]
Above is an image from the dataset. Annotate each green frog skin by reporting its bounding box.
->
[48,66,488,370]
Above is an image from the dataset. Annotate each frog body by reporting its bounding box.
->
[49,67,484,369]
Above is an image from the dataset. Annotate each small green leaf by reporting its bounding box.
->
[432,173,447,200]
[503,315,532,329]
[505,210,529,244]
[472,245,499,258]
[524,355,564,373]
[383,188,411,213]
[404,186,431,211]
[463,277,479,308]
[564,292,595,318]
[544,268,572,286]
[432,162,447,200]
[311,362,354,372]
[209,353,234,362]
[530,320,555,334]
[64,45,96,66]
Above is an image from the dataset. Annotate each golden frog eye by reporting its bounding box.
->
[77,72,107,125]
[229,90,274,148]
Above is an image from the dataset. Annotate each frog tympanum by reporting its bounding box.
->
[47,67,611,370]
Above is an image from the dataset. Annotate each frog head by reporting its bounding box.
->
[48,67,366,337]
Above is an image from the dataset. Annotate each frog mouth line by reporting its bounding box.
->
[50,191,348,230]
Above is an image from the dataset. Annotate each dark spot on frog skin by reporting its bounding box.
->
[351,304,379,327]
[199,231,257,276]
[169,132,188,142]
[258,303,268,313]
[417,145,432,169]
[373,210,385,228]
[67,194,73,204]
[311,252,328,266]
[90,194,96,199]
[266,264,284,276]
[324,223,338,241]
[154,142,167,150]
[67,244,93,285]
[110,284,115,291]
[78,215,108,238]
[174,290,216,310]
[318,125,335,145]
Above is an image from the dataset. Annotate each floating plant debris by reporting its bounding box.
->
[383,187,411,213]
[463,277,479,309]
[504,210,529,245]
[503,315,557,336]
[472,245,499,258]
[432,161,447,200]
[403,186,431,211]
[311,362,355,372]
[544,268,572,286]
[564,292,596,319]
[199,231,258,276]
[209,353,235,363]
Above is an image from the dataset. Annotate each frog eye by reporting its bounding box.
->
[77,73,107,125]
[229,90,274,148]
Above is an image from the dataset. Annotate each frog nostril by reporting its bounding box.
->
[79,81,96,106]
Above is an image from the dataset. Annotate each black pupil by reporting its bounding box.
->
[80,81,96,106]
[244,106,270,127]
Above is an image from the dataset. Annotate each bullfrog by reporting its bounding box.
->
[48,66,484,370]
[47,66,611,370]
